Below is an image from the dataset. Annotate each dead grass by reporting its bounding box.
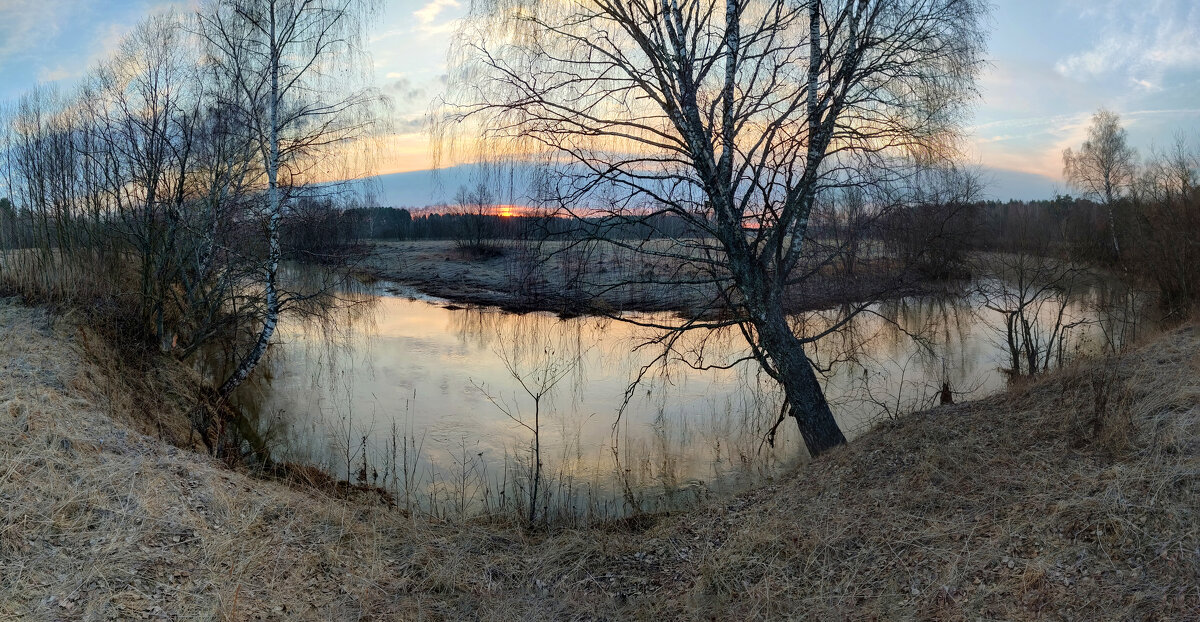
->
[640,324,1200,620]
[357,239,934,316]
[1,296,1196,620]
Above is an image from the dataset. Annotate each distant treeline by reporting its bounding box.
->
[331,198,1135,252]
[968,196,1120,257]
[973,192,1199,311]
[319,187,1196,311]
[6,185,1194,313]
[283,194,1187,263]
[335,206,707,241]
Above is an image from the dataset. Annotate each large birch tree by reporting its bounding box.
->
[1063,108,1136,259]
[443,0,988,457]
[198,0,378,398]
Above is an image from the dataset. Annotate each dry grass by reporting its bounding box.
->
[357,239,931,316]
[1,296,1197,620]
[0,299,415,619]
[650,328,1200,620]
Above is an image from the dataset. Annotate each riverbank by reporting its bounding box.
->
[1,296,1196,619]
[355,239,949,316]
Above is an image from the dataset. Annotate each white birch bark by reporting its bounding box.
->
[218,1,282,398]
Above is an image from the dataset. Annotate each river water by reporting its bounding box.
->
[230,274,1151,520]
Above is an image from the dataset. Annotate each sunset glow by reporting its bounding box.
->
[1,1,1199,202]
[1,3,1196,615]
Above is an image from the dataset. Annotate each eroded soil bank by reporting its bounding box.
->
[1,297,1196,620]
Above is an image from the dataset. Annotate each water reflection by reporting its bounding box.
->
[229,273,1153,521]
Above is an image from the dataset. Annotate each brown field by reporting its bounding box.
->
[355,239,937,316]
[1,296,1196,620]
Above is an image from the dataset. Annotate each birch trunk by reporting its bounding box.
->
[1105,187,1121,259]
[218,3,281,399]
[752,296,848,457]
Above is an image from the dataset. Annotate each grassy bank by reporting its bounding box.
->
[357,239,941,316]
[1,296,1196,620]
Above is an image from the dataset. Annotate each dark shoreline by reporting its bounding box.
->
[355,258,961,319]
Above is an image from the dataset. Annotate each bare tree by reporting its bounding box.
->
[2,86,91,298]
[443,0,988,456]
[976,253,1089,378]
[452,182,501,256]
[1129,136,1200,312]
[198,0,379,398]
[883,165,982,280]
[0,13,257,358]
[1063,109,1137,259]
[0,197,14,252]
[0,4,384,459]
[474,318,581,527]
[79,14,205,351]
[813,187,872,279]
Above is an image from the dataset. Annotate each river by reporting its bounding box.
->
[229,271,1152,521]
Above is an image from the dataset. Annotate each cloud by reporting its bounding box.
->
[1130,78,1160,92]
[969,106,1200,185]
[1,1,188,95]
[968,112,1094,179]
[1055,0,1200,89]
[977,166,1061,201]
[0,0,79,60]
[386,76,425,104]
[414,0,460,27]
[393,114,426,133]
[37,66,76,82]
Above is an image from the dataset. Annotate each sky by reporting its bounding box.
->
[1,0,1198,202]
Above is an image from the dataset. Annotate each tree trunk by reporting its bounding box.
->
[753,300,847,458]
[216,279,278,398]
[1104,182,1121,260]
[1107,205,1121,259]
[786,354,847,456]
[529,395,541,527]
[217,3,281,400]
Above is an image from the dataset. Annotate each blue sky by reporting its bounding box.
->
[2,0,1198,201]
[971,0,1200,197]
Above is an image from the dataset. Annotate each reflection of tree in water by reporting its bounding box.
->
[1085,279,1155,354]
[445,306,802,515]
[229,272,1158,521]
[447,306,609,407]
[221,271,383,471]
[782,292,988,428]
